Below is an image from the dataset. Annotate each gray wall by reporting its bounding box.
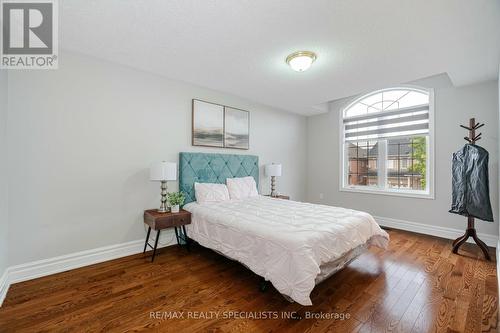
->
[6,52,308,266]
[0,70,7,276]
[307,78,499,237]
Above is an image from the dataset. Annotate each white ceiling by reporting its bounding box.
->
[61,1,500,116]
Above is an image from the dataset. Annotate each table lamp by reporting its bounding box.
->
[265,163,282,197]
[150,161,177,212]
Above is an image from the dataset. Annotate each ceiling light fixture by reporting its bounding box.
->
[286,51,317,72]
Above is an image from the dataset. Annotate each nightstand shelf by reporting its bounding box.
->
[143,209,191,262]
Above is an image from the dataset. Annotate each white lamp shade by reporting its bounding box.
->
[265,164,282,177]
[150,161,177,181]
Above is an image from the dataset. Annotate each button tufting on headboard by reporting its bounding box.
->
[179,152,259,205]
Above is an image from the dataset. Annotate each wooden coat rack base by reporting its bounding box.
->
[452,117,490,261]
[452,216,490,260]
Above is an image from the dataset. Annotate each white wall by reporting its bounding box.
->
[0,70,8,276]
[6,52,307,266]
[307,77,499,238]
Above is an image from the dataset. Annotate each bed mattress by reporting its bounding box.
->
[183,196,389,305]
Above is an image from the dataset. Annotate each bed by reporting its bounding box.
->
[179,152,389,306]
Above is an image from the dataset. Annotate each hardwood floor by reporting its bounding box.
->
[0,229,497,332]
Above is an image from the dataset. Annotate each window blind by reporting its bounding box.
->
[343,104,429,141]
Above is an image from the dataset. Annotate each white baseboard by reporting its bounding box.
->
[8,239,144,285]
[375,216,499,247]
[0,270,8,307]
[0,230,177,307]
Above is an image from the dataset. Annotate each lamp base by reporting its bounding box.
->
[158,181,169,213]
[270,176,278,197]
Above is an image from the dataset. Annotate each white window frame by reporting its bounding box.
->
[339,86,435,200]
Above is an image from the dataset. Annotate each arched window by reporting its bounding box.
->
[341,87,434,198]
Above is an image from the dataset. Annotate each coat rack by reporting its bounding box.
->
[452,117,490,260]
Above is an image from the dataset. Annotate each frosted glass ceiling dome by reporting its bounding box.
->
[286,51,317,72]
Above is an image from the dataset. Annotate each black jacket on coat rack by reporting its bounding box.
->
[449,144,493,222]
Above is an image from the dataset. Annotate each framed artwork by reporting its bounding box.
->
[224,107,249,149]
[192,99,250,150]
[192,99,224,148]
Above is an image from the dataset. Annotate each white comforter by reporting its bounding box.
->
[183,196,389,305]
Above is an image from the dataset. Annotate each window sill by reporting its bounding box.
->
[340,186,435,200]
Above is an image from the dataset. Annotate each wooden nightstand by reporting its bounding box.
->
[143,209,191,262]
[264,195,290,200]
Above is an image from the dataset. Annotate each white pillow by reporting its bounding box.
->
[194,182,230,204]
[226,176,259,200]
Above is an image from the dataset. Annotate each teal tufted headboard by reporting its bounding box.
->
[179,152,259,205]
